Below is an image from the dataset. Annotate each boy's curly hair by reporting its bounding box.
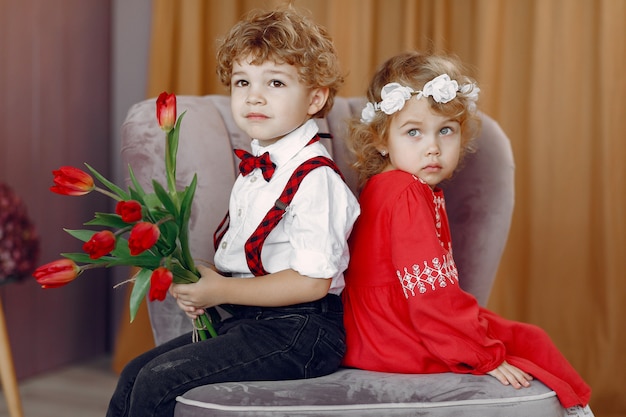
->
[216,7,344,118]
[349,52,482,185]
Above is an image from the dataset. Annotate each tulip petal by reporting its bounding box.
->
[33,259,80,288]
[83,230,116,259]
[50,166,95,196]
[149,267,173,302]
[128,222,160,255]
[156,92,176,132]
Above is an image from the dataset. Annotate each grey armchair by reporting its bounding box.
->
[121,95,564,416]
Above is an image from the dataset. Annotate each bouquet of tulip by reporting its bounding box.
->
[33,92,217,340]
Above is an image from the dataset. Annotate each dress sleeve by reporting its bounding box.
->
[390,183,506,374]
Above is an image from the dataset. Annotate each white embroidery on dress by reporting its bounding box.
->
[396,253,459,298]
[433,194,444,239]
[412,176,445,240]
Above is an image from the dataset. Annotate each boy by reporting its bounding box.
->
[107,7,359,417]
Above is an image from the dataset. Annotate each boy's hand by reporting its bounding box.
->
[170,265,331,316]
[487,361,533,388]
[170,265,224,319]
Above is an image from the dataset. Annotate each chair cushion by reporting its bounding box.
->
[175,368,561,417]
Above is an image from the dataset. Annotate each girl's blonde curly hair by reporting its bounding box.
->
[216,7,344,118]
[349,52,482,185]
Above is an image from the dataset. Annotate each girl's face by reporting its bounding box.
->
[230,58,327,146]
[382,97,462,188]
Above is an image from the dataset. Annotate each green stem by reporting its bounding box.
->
[194,317,207,341]
[201,312,217,338]
[94,186,122,201]
[179,227,196,274]
[172,266,200,284]
[80,262,109,272]
[194,312,217,340]
[165,130,178,205]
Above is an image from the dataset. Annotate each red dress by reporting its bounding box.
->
[342,170,591,408]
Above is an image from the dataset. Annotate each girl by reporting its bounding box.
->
[341,51,593,415]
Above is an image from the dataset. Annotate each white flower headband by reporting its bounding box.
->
[360,74,480,123]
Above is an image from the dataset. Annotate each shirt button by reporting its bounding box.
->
[250,176,257,183]
[237,208,242,217]
[221,241,227,249]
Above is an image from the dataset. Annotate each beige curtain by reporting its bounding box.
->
[146,0,625,414]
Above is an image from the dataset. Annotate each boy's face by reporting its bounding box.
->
[230,58,328,146]
[383,97,461,188]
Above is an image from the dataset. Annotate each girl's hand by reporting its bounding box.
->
[487,361,533,388]
[169,265,224,319]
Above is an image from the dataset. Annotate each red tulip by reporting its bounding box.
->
[33,259,81,288]
[128,222,160,255]
[83,230,116,259]
[50,166,95,196]
[149,267,173,301]
[156,92,176,132]
[115,200,143,223]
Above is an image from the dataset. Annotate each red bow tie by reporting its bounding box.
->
[234,149,276,181]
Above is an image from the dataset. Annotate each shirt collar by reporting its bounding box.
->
[250,119,319,167]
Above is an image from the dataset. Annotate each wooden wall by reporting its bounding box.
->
[0,0,112,379]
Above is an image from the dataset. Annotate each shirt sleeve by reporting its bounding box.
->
[390,182,505,374]
[283,166,359,280]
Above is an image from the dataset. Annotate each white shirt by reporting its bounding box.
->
[214,119,360,294]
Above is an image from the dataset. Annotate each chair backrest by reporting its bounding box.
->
[121,95,515,345]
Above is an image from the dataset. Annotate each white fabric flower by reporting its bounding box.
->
[421,74,459,103]
[460,83,480,112]
[461,83,480,104]
[360,102,377,123]
[379,83,414,115]
[359,76,480,124]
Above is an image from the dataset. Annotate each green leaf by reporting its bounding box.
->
[129,268,152,322]
[85,163,130,200]
[126,166,150,212]
[136,193,163,224]
[155,220,179,256]
[128,166,147,200]
[62,246,159,269]
[85,212,131,229]
[170,261,200,283]
[64,228,97,242]
[153,180,179,217]
[143,192,162,210]
[168,111,187,175]
[178,174,198,272]
[106,256,161,269]
[175,110,187,128]
[110,236,131,257]
[61,252,112,265]
[109,238,162,269]
[128,187,147,207]
[179,174,197,228]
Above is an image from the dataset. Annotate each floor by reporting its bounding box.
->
[0,356,118,417]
